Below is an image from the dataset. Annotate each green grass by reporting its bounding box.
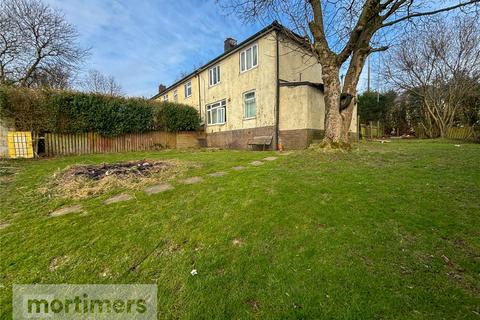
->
[1,140,479,319]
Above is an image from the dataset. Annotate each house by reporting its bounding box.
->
[152,21,357,150]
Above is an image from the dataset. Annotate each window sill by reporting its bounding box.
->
[208,82,221,88]
[207,122,225,127]
[240,65,258,74]
[243,117,256,120]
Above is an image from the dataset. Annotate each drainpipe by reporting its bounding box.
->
[274,29,280,150]
[197,73,201,114]
[197,73,203,139]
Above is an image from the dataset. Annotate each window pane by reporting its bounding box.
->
[217,66,220,83]
[220,107,225,123]
[241,52,245,71]
[252,45,257,66]
[244,92,256,118]
[246,48,252,69]
[209,69,212,86]
[207,109,211,124]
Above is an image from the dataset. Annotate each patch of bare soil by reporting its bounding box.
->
[41,159,192,200]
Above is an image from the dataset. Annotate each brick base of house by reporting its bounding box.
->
[205,127,358,150]
[206,126,276,150]
[279,129,324,150]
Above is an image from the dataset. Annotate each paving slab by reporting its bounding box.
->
[263,156,278,161]
[144,183,174,195]
[104,193,133,205]
[0,223,11,230]
[250,161,264,166]
[181,176,203,185]
[232,166,246,171]
[50,204,83,217]
[208,172,227,177]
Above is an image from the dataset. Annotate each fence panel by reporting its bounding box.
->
[360,121,383,139]
[42,131,199,157]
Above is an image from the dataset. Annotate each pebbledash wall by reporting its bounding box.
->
[154,24,357,150]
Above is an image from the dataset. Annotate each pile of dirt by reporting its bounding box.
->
[42,159,192,200]
[68,160,171,180]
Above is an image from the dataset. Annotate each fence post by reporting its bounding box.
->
[357,115,360,141]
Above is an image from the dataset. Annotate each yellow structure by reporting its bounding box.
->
[152,22,357,149]
[7,131,34,158]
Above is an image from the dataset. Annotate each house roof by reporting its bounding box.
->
[151,21,308,100]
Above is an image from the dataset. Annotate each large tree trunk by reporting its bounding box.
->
[321,51,367,145]
[322,65,343,143]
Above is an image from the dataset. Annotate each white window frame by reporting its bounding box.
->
[240,43,258,73]
[173,89,178,102]
[206,99,226,125]
[184,81,192,98]
[243,90,256,119]
[163,94,168,102]
[209,65,220,87]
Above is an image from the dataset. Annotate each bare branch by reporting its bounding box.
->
[381,0,480,28]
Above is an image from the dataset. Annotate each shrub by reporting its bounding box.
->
[153,102,200,132]
[0,86,200,136]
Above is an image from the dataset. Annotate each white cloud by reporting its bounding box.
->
[44,0,260,97]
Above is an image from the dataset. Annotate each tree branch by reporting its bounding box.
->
[381,0,480,28]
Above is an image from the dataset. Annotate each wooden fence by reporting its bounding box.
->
[42,131,200,157]
[415,126,478,141]
[360,121,383,139]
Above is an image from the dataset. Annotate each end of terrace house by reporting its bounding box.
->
[152,21,358,150]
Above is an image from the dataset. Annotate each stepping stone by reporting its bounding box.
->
[104,193,133,205]
[144,183,174,195]
[0,222,11,230]
[50,204,83,217]
[277,151,292,156]
[208,172,227,177]
[181,176,203,185]
[263,156,278,161]
[250,161,264,166]
[232,166,246,171]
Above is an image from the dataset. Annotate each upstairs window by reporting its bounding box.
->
[173,89,178,102]
[243,91,256,119]
[240,44,258,72]
[209,65,220,86]
[184,81,192,98]
[163,94,168,102]
[206,99,226,125]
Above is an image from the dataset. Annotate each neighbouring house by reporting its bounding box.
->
[152,21,357,150]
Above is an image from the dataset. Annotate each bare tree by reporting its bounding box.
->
[219,0,480,146]
[0,0,88,88]
[81,69,123,96]
[386,18,480,137]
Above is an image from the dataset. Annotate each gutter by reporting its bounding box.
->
[279,79,324,92]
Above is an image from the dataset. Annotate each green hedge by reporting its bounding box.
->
[0,86,200,136]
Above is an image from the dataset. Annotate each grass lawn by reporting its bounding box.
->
[1,140,479,319]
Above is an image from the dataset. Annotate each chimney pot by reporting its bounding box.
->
[224,38,237,53]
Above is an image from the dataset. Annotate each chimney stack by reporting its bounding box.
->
[224,38,237,53]
[158,84,166,93]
